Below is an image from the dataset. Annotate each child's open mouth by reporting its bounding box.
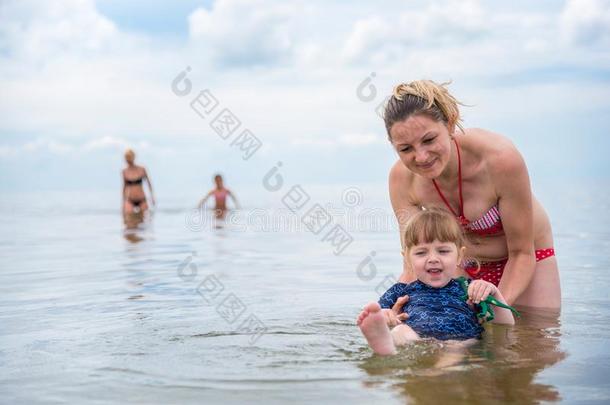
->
[427,268,442,274]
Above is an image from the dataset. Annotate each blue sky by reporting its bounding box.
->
[0,0,609,197]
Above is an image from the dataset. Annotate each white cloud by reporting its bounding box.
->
[0,0,118,61]
[560,0,610,46]
[23,138,75,154]
[0,0,608,189]
[82,135,149,152]
[342,0,489,63]
[342,17,391,63]
[188,0,297,67]
[1,136,152,157]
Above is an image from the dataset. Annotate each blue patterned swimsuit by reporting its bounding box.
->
[378,279,483,340]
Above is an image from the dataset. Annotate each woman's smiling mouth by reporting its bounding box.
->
[416,159,436,170]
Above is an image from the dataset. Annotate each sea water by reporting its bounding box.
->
[1,180,609,404]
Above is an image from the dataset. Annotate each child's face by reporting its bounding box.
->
[407,240,463,288]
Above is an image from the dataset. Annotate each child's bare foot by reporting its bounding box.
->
[357,302,396,356]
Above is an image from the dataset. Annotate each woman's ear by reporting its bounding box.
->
[458,246,466,263]
[447,121,456,137]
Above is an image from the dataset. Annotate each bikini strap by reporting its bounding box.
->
[432,138,469,226]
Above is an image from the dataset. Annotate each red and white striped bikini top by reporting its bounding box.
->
[432,138,504,237]
[464,203,504,236]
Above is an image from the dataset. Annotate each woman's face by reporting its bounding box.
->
[389,114,453,179]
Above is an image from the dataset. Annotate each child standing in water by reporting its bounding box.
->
[198,174,239,218]
[357,209,515,356]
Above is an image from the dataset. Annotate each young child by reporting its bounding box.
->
[357,208,515,356]
[197,174,239,218]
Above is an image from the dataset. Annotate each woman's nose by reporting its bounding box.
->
[415,149,429,163]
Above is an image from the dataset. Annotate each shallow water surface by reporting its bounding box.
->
[1,185,609,404]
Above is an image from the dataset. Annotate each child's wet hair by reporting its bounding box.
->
[403,208,465,250]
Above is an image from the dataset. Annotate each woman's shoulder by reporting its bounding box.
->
[389,160,417,193]
[389,161,422,210]
[461,128,523,173]
[461,128,514,153]
[134,165,147,176]
[389,159,414,184]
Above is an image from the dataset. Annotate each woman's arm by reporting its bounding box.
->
[389,162,421,283]
[121,171,127,208]
[492,145,536,305]
[488,288,515,325]
[143,168,155,206]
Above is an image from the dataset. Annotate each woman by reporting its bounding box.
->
[385,80,560,309]
[122,149,155,216]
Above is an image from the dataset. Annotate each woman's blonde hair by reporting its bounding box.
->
[403,208,466,252]
[384,80,465,139]
[124,148,135,162]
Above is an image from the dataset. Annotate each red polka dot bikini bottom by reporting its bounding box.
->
[463,248,555,286]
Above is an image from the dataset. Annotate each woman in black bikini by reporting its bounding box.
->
[122,149,155,217]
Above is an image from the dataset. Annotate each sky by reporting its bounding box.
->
[0,0,609,199]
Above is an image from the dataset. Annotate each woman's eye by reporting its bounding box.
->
[400,146,411,152]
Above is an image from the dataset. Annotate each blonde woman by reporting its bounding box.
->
[385,80,560,309]
[122,149,155,216]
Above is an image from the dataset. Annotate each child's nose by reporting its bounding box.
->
[427,254,440,263]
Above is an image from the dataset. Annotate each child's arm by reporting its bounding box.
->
[468,280,515,325]
[197,190,214,209]
[227,189,240,209]
[381,295,409,326]
[378,284,410,327]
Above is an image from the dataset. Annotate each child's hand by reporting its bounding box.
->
[383,295,409,326]
[468,280,497,304]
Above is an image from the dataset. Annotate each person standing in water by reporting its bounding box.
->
[384,80,560,309]
[122,149,155,216]
[198,174,239,218]
[357,209,514,356]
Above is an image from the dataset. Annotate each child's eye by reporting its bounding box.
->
[423,137,436,144]
[400,146,411,152]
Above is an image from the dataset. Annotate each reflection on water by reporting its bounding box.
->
[123,212,153,243]
[359,308,565,404]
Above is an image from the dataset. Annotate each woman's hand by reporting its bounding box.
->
[468,280,497,304]
[383,295,409,326]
